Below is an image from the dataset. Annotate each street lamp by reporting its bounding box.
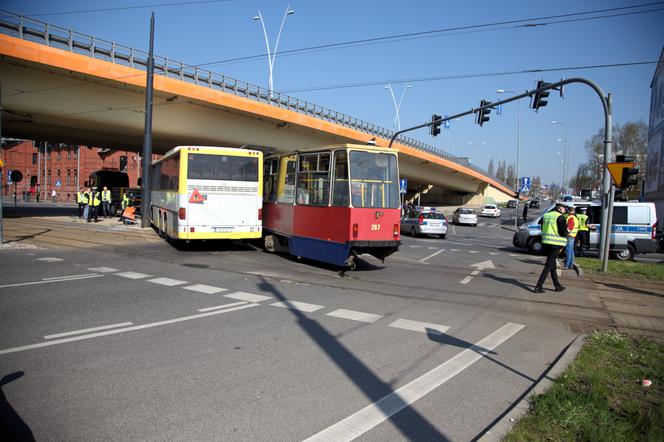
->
[384,83,412,131]
[551,121,568,195]
[253,5,295,98]
[497,88,521,226]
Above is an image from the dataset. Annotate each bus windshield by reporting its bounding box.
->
[349,151,399,208]
[187,154,258,181]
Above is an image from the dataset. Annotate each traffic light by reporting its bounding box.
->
[530,80,551,111]
[620,165,639,189]
[430,114,442,136]
[475,100,492,126]
[607,155,639,189]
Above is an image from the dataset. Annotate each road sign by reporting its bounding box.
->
[606,161,635,188]
[519,176,531,193]
[443,115,450,129]
[399,178,407,194]
[496,104,503,115]
[189,188,205,204]
[55,179,61,187]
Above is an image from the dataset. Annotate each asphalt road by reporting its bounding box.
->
[0,214,588,441]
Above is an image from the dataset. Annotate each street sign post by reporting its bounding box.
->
[55,179,61,187]
[519,176,531,193]
[606,161,635,188]
[399,178,407,194]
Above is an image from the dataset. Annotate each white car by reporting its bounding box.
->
[481,204,501,217]
[453,208,478,226]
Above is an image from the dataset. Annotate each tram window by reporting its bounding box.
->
[332,150,349,206]
[349,151,399,208]
[297,153,331,206]
[264,158,278,202]
[278,158,296,204]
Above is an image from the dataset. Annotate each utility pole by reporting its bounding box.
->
[140,12,155,228]
[0,80,4,244]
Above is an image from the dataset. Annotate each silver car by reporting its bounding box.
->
[453,208,478,226]
[401,209,448,238]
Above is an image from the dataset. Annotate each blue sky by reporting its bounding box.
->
[2,0,663,184]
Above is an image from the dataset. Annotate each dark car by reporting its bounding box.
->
[529,200,540,209]
[506,200,517,208]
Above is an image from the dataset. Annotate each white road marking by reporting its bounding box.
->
[0,304,259,355]
[469,250,479,254]
[389,318,449,335]
[0,274,103,289]
[36,257,63,262]
[510,254,521,257]
[427,247,437,250]
[450,248,460,252]
[489,252,499,255]
[391,256,431,265]
[409,245,422,248]
[114,271,151,280]
[470,270,480,276]
[304,322,525,442]
[460,276,474,284]
[420,249,445,262]
[225,291,272,303]
[182,284,227,294]
[270,300,325,313]
[147,277,187,286]
[87,267,120,273]
[326,309,382,324]
[45,322,134,339]
[198,301,248,312]
[42,273,98,280]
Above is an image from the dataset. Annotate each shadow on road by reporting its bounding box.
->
[601,283,664,299]
[3,205,78,218]
[0,371,35,442]
[4,229,51,244]
[256,277,449,441]
[483,273,533,292]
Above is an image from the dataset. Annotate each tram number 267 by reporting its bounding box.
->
[371,224,381,231]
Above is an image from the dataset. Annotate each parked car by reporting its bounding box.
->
[401,208,448,238]
[512,201,658,260]
[481,204,501,217]
[529,200,540,209]
[506,200,517,208]
[453,208,477,226]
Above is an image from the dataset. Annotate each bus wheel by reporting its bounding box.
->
[344,254,357,271]
[264,235,276,253]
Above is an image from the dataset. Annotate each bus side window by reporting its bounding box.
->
[332,150,349,207]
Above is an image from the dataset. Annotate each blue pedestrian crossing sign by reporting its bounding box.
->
[55,179,61,187]
[443,115,450,129]
[399,178,408,194]
[519,176,531,192]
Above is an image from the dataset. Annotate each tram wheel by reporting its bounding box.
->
[264,234,276,253]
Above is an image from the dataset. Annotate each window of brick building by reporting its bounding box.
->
[74,146,78,159]
[66,169,71,185]
[32,153,37,165]
[57,148,61,160]
[74,169,78,187]
[67,147,71,159]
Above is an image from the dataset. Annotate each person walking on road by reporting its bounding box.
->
[51,188,57,203]
[101,186,112,218]
[534,202,568,293]
[82,187,90,220]
[76,187,85,218]
[576,207,590,257]
[522,203,528,223]
[87,188,101,223]
[565,205,580,273]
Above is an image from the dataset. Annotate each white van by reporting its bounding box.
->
[512,201,658,260]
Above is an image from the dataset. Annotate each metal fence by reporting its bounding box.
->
[0,10,513,192]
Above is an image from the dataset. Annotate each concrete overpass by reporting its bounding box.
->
[0,12,514,204]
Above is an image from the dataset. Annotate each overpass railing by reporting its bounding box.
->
[0,10,513,192]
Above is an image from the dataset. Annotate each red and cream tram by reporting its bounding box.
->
[262,144,401,269]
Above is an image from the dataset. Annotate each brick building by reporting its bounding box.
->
[1,140,157,201]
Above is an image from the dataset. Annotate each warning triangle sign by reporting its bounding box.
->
[189,188,205,204]
[606,162,634,188]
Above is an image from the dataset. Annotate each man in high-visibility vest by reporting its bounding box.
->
[87,188,101,223]
[76,187,85,218]
[576,207,590,257]
[564,205,579,271]
[118,192,130,222]
[101,186,112,218]
[534,202,568,293]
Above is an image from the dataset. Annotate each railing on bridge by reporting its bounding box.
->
[0,10,513,192]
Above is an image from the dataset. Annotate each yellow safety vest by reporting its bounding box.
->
[83,192,91,204]
[577,213,589,231]
[566,214,579,238]
[92,192,101,206]
[541,211,567,246]
[77,192,84,203]
[121,194,129,209]
[102,190,111,202]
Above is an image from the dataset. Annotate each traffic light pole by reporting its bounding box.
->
[388,77,613,272]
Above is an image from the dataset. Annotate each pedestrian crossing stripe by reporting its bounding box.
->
[189,188,205,204]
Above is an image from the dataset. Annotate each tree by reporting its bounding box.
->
[569,163,594,194]
[488,159,495,176]
[506,163,516,188]
[496,160,506,182]
[531,175,542,196]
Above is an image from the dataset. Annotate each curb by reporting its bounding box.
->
[476,334,587,442]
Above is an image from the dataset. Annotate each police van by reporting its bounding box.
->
[512,201,658,260]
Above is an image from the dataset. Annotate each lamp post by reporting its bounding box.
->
[497,89,520,226]
[551,121,568,195]
[253,5,295,98]
[384,83,412,131]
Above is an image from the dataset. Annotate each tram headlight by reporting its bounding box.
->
[393,224,399,237]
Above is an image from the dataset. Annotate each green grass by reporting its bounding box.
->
[575,257,664,281]
[505,331,664,442]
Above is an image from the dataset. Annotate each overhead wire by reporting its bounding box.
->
[17,0,232,17]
